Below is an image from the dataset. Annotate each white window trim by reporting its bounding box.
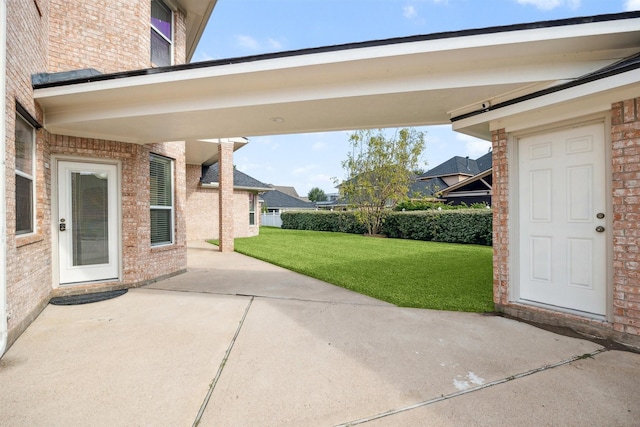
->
[150,153,174,247]
[15,113,35,236]
[150,0,174,66]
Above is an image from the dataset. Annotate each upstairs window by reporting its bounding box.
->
[150,154,174,246]
[15,113,35,235]
[151,0,172,66]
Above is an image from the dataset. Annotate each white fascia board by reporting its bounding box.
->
[453,69,640,135]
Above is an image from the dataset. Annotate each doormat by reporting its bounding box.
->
[49,289,128,306]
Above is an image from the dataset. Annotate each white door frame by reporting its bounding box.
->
[52,156,122,287]
[507,115,613,321]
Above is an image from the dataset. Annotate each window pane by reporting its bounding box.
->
[151,0,172,39]
[150,155,171,206]
[151,30,171,66]
[151,209,172,245]
[15,115,33,175]
[249,212,255,226]
[15,174,33,234]
[72,172,109,266]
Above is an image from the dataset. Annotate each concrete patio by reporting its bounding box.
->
[0,241,638,426]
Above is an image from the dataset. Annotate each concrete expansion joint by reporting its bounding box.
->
[333,347,609,427]
[192,296,254,427]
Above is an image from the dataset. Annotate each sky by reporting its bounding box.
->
[193,0,640,197]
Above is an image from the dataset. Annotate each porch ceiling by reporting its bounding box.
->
[33,14,640,151]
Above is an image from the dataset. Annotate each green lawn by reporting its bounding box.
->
[210,227,494,312]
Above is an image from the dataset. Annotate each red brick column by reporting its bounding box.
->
[218,142,234,252]
[492,129,510,307]
[611,99,640,336]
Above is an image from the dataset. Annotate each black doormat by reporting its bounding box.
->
[49,289,128,306]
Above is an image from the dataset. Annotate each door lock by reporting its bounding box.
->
[595,226,605,233]
[596,213,605,219]
[59,218,66,232]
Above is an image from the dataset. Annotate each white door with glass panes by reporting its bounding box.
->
[518,122,607,316]
[58,161,119,284]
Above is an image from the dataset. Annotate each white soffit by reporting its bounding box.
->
[184,137,248,165]
[33,15,640,144]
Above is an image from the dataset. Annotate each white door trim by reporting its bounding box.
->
[507,115,613,321]
[52,156,122,288]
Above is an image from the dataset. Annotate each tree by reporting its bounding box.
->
[338,128,426,235]
[308,187,328,202]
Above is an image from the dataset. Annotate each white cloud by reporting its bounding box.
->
[403,5,418,19]
[292,165,318,175]
[625,0,640,11]
[235,35,259,50]
[456,133,492,159]
[515,0,580,10]
[267,38,284,50]
[234,35,285,52]
[311,141,327,152]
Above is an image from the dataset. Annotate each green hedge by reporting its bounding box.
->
[383,210,492,246]
[281,210,492,246]
[281,211,367,234]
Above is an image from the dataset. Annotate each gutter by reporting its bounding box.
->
[1,0,8,357]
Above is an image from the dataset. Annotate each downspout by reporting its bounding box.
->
[0,0,8,357]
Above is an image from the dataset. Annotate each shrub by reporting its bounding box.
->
[383,210,492,245]
[281,211,367,234]
[395,200,490,211]
[281,209,492,245]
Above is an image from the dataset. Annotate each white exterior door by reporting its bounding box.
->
[518,122,607,316]
[58,161,119,285]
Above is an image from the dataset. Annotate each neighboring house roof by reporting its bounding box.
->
[261,190,316,210]
[439,169,493,197]
[419,156,480,179]
[409,177,449,197]
[271,185,301,199]
[475,151,493,173]
[201,164,272,191]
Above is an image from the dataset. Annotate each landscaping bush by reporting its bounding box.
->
[282,209,492,245]
[395,200,490,211]
[281,211,367,234]
[384,210,492,245]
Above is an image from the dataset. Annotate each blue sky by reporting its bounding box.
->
[193,0,639,197]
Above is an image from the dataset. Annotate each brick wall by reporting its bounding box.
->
[186,164,260,241]
[218,143,235,252]
[5,0,52,345]
[48,0,187,74]
[492,129,509,307]
[611,99,640,336]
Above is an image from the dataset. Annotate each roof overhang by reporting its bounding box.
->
[33,13,640,145]
[170,0,218,62]
[439,169,493,196]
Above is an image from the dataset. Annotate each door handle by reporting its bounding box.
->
[595,226,605,233]
[59,218,66,232]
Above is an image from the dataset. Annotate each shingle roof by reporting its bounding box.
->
[260,190,316,209]
[475,151,493,172]
[201,164,271,191]
[270,185,301,199]
[419,156,480,179]
[409,177,449,197]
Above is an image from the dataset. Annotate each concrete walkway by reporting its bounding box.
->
[0,241,638,426]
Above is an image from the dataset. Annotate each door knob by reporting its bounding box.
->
[596,213,605,219]
[59,218,66,232]
[596,226,605,233]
